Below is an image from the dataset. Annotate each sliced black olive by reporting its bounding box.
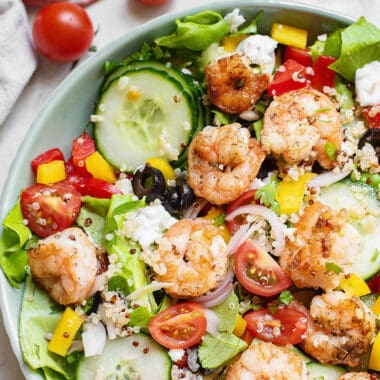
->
[176,179,196,210]
[358,128,380,162]
[84,292,101,315]
[257,157,277,178]
[132,165,166,197]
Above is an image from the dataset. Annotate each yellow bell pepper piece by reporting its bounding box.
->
[277,173,315,215]
[369,331,380,371]
[233,314,247,337]
[340,273,371,297]
[36,160,66,185]
[204,207,231,243]
[48,307,83,357]
[222,34,248,52]
[271,23,308,49]
[372,296,380,316]
[146,157,175,182]
[85,151,116,183]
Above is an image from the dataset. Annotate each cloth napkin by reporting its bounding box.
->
[0,0,37,125]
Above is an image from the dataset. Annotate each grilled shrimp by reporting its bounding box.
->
[300,291,376,368]
[28,227,98,305]
[261,88,342,169]
[153,218,228,298]
[205,53,269,114]
[280,201,360,291]
[187,123,265,205]
[338,373,379,380]
[226,340,308,380]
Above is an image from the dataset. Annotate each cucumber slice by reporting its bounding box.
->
[318,180,380,279]
[306,362,346,380]
[94,68,196,171]
[76,333,171,379]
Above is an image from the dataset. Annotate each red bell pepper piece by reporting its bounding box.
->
[283,46,313,68]
[310,55,337,92]
[363,106,380,129]
[71,133,96,177]
[367,272,380,294]
[31,147,65,174]
[267,59,311,97]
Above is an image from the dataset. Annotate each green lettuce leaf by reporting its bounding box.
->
[19,276,77,379]
[210,291,239,332]
[155,11,230,51]
[329,17,380,81]
[198,331,247,369]
[0,201,31,287]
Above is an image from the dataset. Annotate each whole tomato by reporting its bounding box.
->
[32,2,94,62]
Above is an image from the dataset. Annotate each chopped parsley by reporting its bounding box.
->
[255,178,280,214]
[325,262,342,274]
[371,248,379,263]
[213,212,225,227]
[324,142,337,159]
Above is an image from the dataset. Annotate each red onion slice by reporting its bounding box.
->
[182,198,208,219]
[198,283,234,308]
[307,169,351,188]
[225,223,251,256]
[225,204,286,256]
[82,322,107,357]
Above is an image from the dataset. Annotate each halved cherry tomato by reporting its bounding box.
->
[31,147,65,174]
[226,190,258,234]
[267,59,310,97]
[363,106,380,129]
[310,55,336,92]
[367,272,380,293]
[20,182,81,237]
[71,133,96,177]
[148,302,207,349]
[283,46,313,67]
[67,176,122,199]
[244,306,308,345]
[234,239,292,297]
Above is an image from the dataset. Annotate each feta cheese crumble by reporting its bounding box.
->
[224,8,245,33]
[355,61,380,106]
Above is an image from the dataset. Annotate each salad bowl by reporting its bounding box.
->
[0,1,366,379]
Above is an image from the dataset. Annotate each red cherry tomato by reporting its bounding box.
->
[67,175,122,198]
[137,0,170,6]
[367,271,380,293]
[31,147,65,173]
[32,2,93,62]
[244,306,308,345]
[20,182,82,237]
[71,133,96,177]
[234,239,292,297]
[363,106,380,129]
[148,302,207,349]
[225,189,258,234]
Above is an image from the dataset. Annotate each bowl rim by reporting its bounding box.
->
[0,1,355,378]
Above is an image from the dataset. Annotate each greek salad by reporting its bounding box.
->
[1,6,380,380]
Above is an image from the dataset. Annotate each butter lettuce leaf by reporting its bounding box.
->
[198,331,247,369]
[155,11,230,51]
[211,291,239,332]
[329,17,380,81]
[0,201,31,287]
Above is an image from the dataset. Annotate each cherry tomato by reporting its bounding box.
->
[68,175,122,199]
[244,306,308,345]
[20,182,82,237]
[148,302,207,349]
[234,239,292,297]
[137,0,170,6]
[363,106,380,129]
[267,59,311,97]
[71,133,96,177]
[32,3,93,63]
[367,272,380,293]
[226,189,258,234]
[31,148,65,174]
[283,46,313,67]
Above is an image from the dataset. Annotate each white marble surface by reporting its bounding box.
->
[0,0,379,378]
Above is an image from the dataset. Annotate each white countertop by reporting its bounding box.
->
[0,0,379,378]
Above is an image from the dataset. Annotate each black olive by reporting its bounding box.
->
[257,157,277,178]
[132,165,166,197]
[84,292,101,315]
[358,128,380,163]
[177,179,196,210]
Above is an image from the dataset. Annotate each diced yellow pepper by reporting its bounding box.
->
[369,331,380,371]
[340,273,371,297]
[222,34,248,52]
[204,207,231,243]
[372,296,380,316]
[85,151,116,183]
[271,23,308,49]
[36,160,66,185]
[146,157,175,182]
[277,173,315,215]
[233,314,247,337]
[48,307,83,357]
